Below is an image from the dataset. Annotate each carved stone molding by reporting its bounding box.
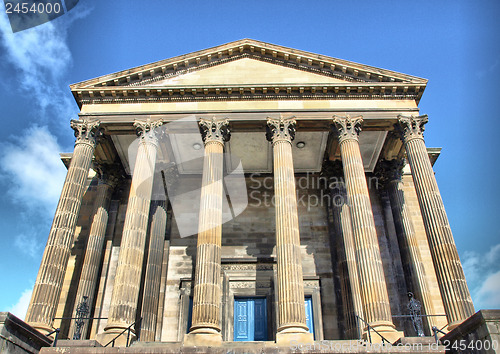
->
[71,119,101,146]
[134,119,164,146]
[396,114,428,142]
[229,281,271,289]
[222,264,274,271]
[303,280,320,289]
[198,117,230,145]
[331,115,363,143]
[266,116,296,144]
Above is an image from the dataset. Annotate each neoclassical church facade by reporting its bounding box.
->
[25,39,475,347]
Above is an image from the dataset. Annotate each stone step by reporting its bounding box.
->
[40,339,447,353]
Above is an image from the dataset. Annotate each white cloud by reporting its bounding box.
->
[0,125,66,214]
[8,288,33,320]
[0,4,91,120]
[462,243,500,310]
[475,271,500,310]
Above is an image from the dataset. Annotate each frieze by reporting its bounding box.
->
[303,280,320,288]
[229,281,271,289]
[222,264,274,271]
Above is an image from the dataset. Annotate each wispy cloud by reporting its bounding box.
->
[8,288,33,320]
[463,243,500,309]
[0,125,66,213]
[0,4,91,121]
[0,5,91,263]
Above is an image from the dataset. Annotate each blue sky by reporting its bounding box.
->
[0,0,499,319]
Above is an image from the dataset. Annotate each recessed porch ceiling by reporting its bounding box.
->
[111,129,386,175]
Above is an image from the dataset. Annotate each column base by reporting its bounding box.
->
[184,332,222,346]
[96,326,137,347]
[28,322,54,337]
[276,331,314,346]
[362,321,403,344]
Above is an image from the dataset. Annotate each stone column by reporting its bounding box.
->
[397,115,474,329]
[326,162,364,339]
[266,117,313,344]
[331,115,401,343]
[101,119,163,345]
[26,120,100,335]
[140,163,177,342]
[377,159,436,334]
[185,118,230,345]
[70,165,121,339]
[139,199,167,342]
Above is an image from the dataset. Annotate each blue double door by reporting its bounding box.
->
[234,298,268,341]
[234,297,315,341]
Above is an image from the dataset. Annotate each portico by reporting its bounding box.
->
[26,39,473,347]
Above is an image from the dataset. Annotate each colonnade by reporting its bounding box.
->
[25,114,474,344]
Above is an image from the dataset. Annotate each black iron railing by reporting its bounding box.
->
[104,318,141,348]
[355,314,391,344]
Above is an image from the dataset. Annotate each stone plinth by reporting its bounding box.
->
[0,312,51,354]
[441,310,500,354]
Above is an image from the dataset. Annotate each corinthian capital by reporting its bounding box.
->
[266,116,296,144]
[396,114,428,142]
[198,117,230,145]
[71,119,101,146]
[331,115,363,143]
[374,159,405,187]
[134,119,164,145]
[93,163,124,188]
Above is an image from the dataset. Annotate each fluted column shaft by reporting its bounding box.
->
[70,168,118,339]
[26,120,100,334]
[332,116,395,334]
[397,115,474,328]
[330,179,364,339]
[379,159,436,333]
[267,117,308,334]
[105,120,162,336]
[140,200,167,342]
[189,118,230,335]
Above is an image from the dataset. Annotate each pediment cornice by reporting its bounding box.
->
[70,39,427,107]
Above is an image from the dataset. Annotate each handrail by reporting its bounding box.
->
[104,318,141,347]
[355,314,391,345]
[46,328,60,347]
[432,326,447,344]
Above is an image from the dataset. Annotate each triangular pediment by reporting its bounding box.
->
[142,58,350,86]
[70,39,427,106]
[71,39,426,89]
